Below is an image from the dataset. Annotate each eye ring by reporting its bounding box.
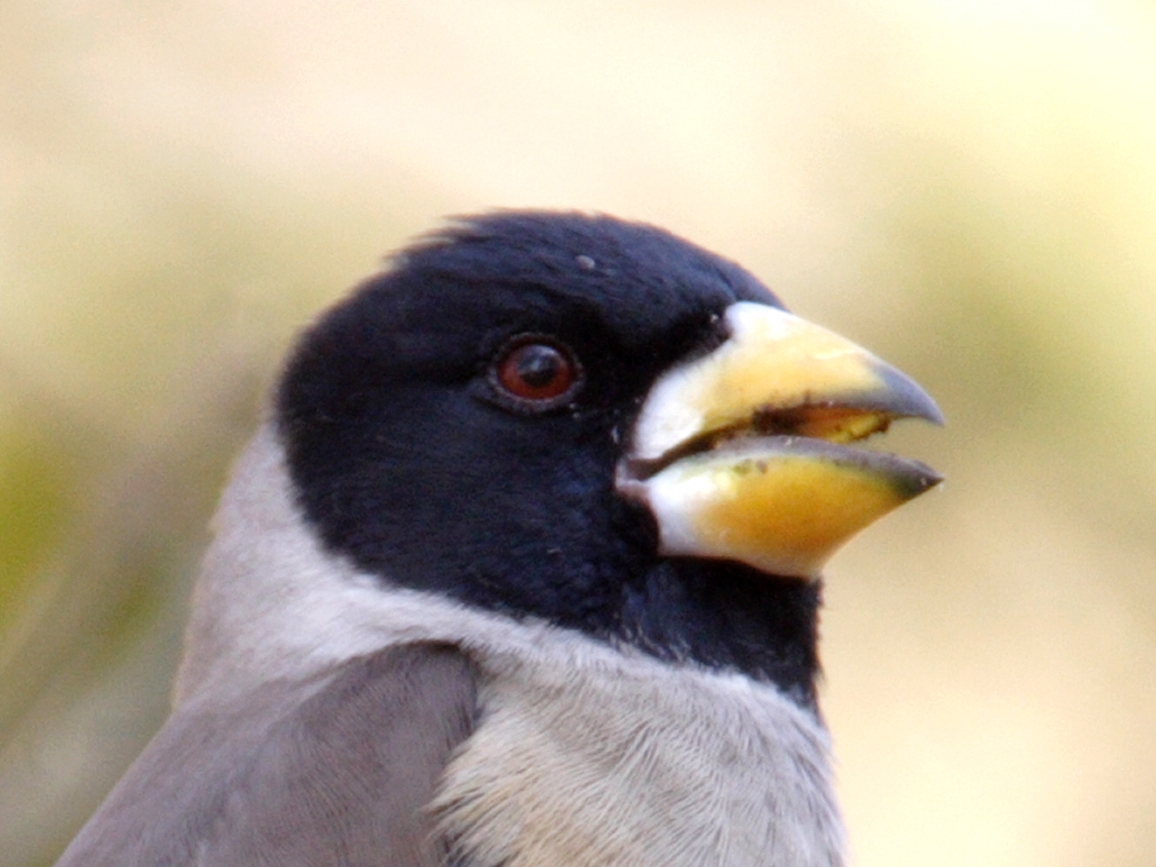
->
[489,335,584,412]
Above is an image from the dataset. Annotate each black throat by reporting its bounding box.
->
[614,559,823,712]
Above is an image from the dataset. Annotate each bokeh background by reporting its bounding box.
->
[2,2,1154,865]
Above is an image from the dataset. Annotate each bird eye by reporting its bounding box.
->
[491,337,583,409]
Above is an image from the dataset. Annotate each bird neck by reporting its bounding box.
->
[554,559,824,714]
[620,561,823,712]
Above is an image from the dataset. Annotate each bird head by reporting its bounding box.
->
[271,211,941,706]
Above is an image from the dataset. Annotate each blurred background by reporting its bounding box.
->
[2,1,1154,865]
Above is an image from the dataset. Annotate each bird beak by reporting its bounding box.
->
[617,302,944,579]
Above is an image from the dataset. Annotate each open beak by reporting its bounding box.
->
[617,302,943,579]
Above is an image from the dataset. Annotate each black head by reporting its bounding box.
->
[277,212,820,706]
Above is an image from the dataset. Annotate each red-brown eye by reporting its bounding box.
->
[492,338,582,408]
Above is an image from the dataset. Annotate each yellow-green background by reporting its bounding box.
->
[2,2,1154,865]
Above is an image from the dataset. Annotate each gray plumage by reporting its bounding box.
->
[56,641,476,867]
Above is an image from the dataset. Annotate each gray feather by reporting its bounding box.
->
[56,642,477,867]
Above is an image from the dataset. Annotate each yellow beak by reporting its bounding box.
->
[617,302,943,579]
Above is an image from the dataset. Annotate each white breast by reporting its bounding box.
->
[436,643,845,867]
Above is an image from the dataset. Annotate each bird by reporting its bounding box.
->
[55,211,942,867]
